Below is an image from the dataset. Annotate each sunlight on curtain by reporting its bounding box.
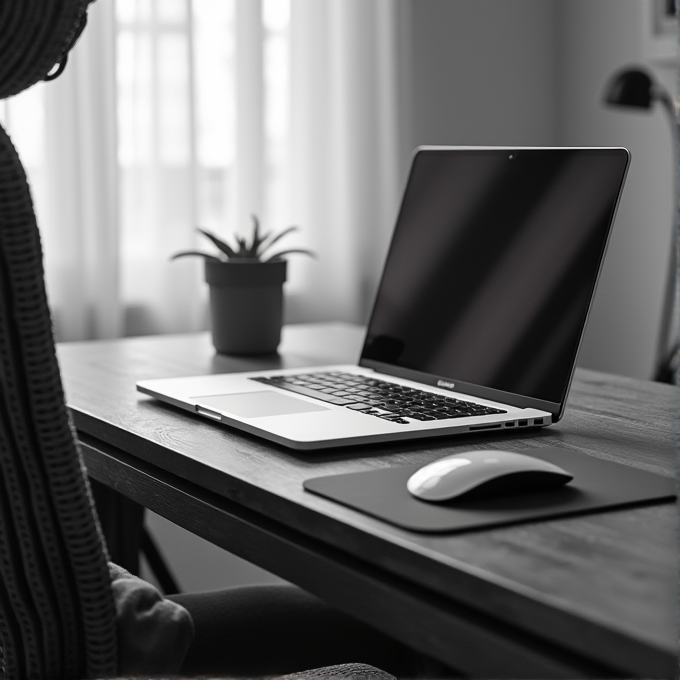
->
[286,0,411,324]
[116,0,203,335]
[1,0,410,341]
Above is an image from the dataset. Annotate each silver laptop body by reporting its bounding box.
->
[137,146,630,450]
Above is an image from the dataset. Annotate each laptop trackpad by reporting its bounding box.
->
[195,391,330,418]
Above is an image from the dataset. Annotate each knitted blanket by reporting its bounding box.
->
[0,123,118,677]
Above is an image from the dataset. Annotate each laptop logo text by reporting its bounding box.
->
[437,380,456,390]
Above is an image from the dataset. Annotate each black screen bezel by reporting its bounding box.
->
[358,146,631,420]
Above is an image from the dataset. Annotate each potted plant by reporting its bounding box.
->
[172,215,314,355]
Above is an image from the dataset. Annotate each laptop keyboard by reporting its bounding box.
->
[250,371,506,425]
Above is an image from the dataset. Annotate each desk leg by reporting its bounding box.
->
[89,477,182,594]
[89,477,144,575]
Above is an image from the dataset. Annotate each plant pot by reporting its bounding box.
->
[205,258,287,355]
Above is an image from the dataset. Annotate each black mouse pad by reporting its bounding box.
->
[303,447,676,533]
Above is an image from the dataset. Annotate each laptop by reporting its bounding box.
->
[138,146,630,450]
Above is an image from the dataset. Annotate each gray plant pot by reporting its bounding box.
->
[205,258,287,355]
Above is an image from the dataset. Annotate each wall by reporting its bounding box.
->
[409,0,559,148]
[555,0,677,379]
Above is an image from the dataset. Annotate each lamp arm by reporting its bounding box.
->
[653,86,680,382]
[654,87,676,121]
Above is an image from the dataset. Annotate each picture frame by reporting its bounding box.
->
[643,0,677,65]
[654,0,677,35]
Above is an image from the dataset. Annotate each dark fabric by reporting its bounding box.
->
[109,563,194,675]
[0,122,118,678]
[170,584,450,678]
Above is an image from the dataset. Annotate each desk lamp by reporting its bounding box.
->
[603,66,679,383]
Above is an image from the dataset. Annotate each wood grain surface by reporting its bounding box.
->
[57,323,679,678]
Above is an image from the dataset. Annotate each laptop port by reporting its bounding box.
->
[518,419,528,426]
[504,422,515,427]
[533,418,544,425]
[196,406,223,421]
[469,424,502,431]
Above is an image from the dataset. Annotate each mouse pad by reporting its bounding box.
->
[303,447,676,533]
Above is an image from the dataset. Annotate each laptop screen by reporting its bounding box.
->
[361,147,630,407]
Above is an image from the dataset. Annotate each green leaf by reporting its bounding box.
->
[170,250,224,262]
[197,228,237,258]
[263,248,316,262]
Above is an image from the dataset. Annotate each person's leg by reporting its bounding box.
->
[169,584,450,677]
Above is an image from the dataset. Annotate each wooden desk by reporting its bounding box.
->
[57,323,678,678]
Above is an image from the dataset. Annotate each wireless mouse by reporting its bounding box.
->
[407,450,573,502]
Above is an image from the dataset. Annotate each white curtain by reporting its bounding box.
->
[44,0,122,340]
[287,0,412,324]
[0,0,412,342]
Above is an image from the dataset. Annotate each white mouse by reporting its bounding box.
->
[407,450,573,502]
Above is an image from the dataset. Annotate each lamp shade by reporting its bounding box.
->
[604,68,655,110]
